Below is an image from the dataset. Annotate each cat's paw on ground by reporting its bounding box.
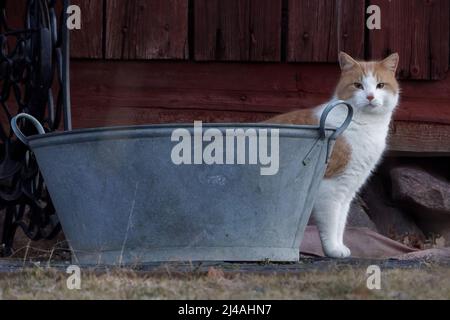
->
[324,244,352,259]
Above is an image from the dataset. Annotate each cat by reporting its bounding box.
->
[266,52,400,258]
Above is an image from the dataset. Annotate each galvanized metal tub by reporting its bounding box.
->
[11,101,353,265]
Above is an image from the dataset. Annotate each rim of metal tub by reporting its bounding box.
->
[12,101,354,149]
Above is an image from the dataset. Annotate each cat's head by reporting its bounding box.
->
[335,52,400,115]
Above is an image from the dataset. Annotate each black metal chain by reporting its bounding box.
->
[0,0,70,256]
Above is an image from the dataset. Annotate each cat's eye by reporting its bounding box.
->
[377,83,385,89]
[354,83,363,89]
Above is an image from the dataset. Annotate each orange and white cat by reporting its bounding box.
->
[267,52,400,258]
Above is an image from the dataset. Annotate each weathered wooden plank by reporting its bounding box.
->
[287,0,365,62]
[288,0,336,62]
[336,0,366,59]
[368,0,449,80]
[388,122,450,156]
[249,0,282,61]
[71,107,270,128]
[70,61,450,124]
[194,0,282,61]
[105,0,188,60]
[428,0,450,80]
[70,0,104,58]
[194,0,249,61]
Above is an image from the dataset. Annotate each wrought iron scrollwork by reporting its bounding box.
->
[0,0,71,256]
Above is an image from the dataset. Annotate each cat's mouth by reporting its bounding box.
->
[367,102,381,108]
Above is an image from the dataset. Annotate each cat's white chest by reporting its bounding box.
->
[341,120,389,185]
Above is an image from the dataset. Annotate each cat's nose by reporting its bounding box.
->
[367,95,375,101]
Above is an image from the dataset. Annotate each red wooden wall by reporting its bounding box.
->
[5,0,450,154]
[287,0,366,62]
[368,0,450,80]
[7,0,449,78]
[65,0,450,80]
[194,0,282,61]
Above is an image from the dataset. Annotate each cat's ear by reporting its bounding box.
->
[338,52,358,72]
[381,53,399,73]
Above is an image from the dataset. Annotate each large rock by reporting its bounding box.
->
[361,175,425,248]
[391,166,450,218]
[391,166,450,245]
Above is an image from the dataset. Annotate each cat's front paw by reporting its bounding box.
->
[323,244,351,259]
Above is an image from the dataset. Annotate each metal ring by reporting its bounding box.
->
[11,113,46,146]
[319,100,354,140]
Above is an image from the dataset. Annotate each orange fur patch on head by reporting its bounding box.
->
[335,53,400,100]
[373,61,399,94]
[265,109,351,179]
[335,66,364,100]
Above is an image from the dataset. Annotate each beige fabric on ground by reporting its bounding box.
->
[300,226,450,260]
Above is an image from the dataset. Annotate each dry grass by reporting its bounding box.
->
[0,265,449,300]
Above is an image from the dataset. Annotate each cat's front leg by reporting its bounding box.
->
[313,182,352,259]
[336,198,352,256]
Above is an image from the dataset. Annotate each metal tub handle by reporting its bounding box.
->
[319,100,354,140]
[11,113,46,146]
[302,100,354,166]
